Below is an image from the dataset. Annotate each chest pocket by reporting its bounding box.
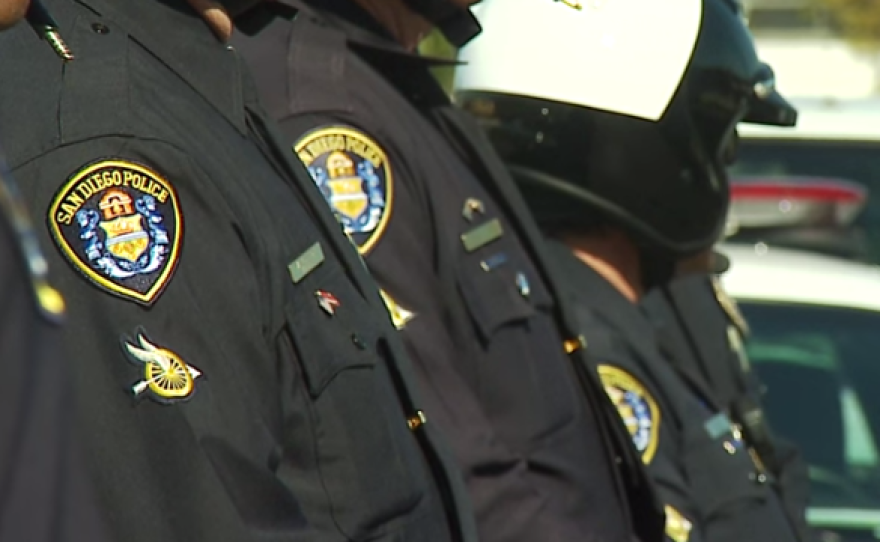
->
[680,411,768,523]
[457,260,547,341]
[455,251,579,447]
[283,264,428,539]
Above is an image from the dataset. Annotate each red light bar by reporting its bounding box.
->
[731,182,864,203]
[727,176,867,233]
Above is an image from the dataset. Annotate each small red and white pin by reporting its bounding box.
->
[315,290,341,316]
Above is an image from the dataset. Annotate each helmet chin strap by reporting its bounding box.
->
[400,0,481,46]
[638,247,676,292]
[219,0,265,18]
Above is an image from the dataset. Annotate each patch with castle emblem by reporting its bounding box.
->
[48,160,182,306]
[295,127,393,255]
[598,365,661,464]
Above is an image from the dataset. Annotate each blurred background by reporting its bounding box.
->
[422,4,880,541]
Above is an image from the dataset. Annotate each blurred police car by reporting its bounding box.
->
[721,177,880,541]
[735,97,880,263]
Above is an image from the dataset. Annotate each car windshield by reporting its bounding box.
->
[733,139,880,262]
[738,300,880,511]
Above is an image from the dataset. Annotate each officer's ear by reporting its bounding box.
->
[675,248,714,278]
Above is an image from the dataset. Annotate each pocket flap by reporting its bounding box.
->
[284,291,375,397]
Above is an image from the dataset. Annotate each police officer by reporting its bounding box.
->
[233,1,662,542]
[454,0,806,540]
[643,250,814,541]
[0,0,474,540]
[0,3,110,540]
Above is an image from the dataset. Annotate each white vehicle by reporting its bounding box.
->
[721,242,880,540]
[734,97,880,262]
[720,178,880,540]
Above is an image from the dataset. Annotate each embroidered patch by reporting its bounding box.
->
[48,160,182,306]
[295,127,393,255]
[664,505,693,542]
[122,329,201,404]
[598,365,660,464]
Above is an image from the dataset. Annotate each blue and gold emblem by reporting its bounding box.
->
[598,365,661,463]
[48,160,182,306]
[295,126,393,255]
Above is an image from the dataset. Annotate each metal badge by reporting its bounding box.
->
[461,218,503,252]
[516,272,531,298]
[379,289,415,329]
[664,505,693,542]
[288,242,325,284]
[462,198,485,221]
[704,412,733,440]
[480,252,508,271]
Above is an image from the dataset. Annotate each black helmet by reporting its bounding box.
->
[454,0,796,259]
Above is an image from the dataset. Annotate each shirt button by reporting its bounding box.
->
[407,411,427,431]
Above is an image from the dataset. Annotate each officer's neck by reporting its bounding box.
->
[563,230,643,303]
[675,248,713,278]
[349,0,432,51]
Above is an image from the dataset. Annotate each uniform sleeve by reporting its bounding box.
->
[11,136,293,541]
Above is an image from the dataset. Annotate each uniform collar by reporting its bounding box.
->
[75,0,248,134]
[546,238,660,343]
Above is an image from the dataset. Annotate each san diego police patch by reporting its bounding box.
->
[598,365,661,464]
[48,160,182,306]
[295,126,393,255]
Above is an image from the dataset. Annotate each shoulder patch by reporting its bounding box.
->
[48,160,182,306]
[295,126,393,255]
[598,364,660,464]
